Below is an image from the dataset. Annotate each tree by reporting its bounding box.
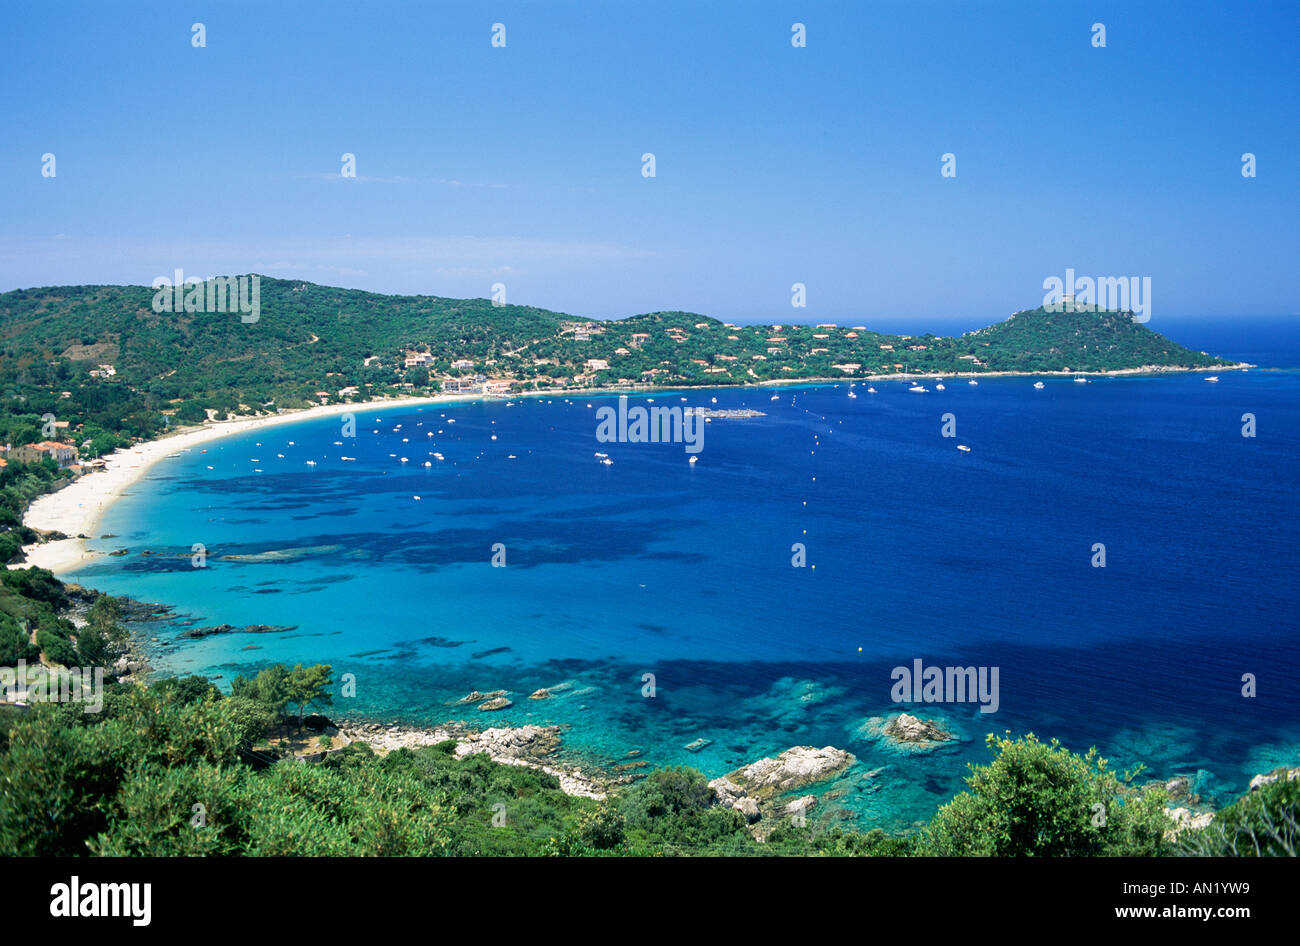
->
[286,663,333,732]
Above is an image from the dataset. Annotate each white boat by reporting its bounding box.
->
[1033,381,1045,389]
[957,444,971,453]
[305,460,316,466]
[968,380,978,386]
[341,456,356,462]
[423,461,432,467]
[770,395,779,401]
[848,392,857,398]
[594,452,608,458]
[601,457,613,466]
[433,453,445,460]
[1074,377,1088,383]
[688,456,698,464]
[165,453,180,459]
[867,387,877,393]
[908,385,928,393]
[1205,376,1219,383]
[935,383,945,391]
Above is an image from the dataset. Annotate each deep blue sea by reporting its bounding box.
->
[68,317,1300,830]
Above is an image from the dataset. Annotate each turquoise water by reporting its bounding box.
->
[69,362,1300,830]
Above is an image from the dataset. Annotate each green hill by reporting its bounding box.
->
[0,277,1231,452]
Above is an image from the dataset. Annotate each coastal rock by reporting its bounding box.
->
[883,713,951,745]
[1165,777,1191,800]
[784,795,817,819]
[1249,768,1300,791]
[735,797,761,824]
[708,777,746,809]
[860,713,955,752]
[1164,806,1214,839]
[478,697,512,712]
[457,689,507,704]
[528,688,551,700]
[730,745,855,798]
[684,738,711,752]
[455,725,561,761]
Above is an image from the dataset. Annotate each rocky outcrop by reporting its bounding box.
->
[1249,768,1300,791]
[456,689,507,704]
[732,746,855,797]
[339,721,609,800]
[860,713,955,752]
[708,745,855,836]
[478,697,512,711]
[1164,806,1214,840]
[528,688,550,700]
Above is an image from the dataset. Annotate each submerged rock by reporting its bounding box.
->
[528,688,551,700]
[478,697,513,712]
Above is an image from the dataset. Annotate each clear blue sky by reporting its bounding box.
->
[1,0,1296,330]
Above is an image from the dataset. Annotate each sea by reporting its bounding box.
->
[66,316,1300,831]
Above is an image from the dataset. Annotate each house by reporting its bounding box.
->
[442,378,483,395]
[8,441,79,468]
[450,359,475,370]
[404,352,434,367]
[483,379,513,396]
[585,359,609,371]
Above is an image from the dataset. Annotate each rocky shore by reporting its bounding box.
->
[337,719,614,799]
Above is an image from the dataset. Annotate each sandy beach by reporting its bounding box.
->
[14,396,454,576]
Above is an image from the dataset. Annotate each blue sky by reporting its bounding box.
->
[1,0,1296,329]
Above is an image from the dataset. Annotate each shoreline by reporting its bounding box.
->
[14,362,1251,577]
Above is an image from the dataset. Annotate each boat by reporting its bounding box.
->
[848,392,857,399]
[1033,381,1045,389]
[433,453,445,460]
[305,460,316,466]
[908,385,928,393]
[1205,376,1220,383]
[341,457,356,462]
[594,452,608,458]
[935,383,945,391]
[601,457,614,466]
[165,453,180,459]
[867,387,877,393]
[968,380,978,386]
[1074,377,1088,383]
[957,444,971,453]
[688,456,698,464]
[423,461,432,467]
[770,394,779,401]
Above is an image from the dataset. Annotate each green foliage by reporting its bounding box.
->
[921,733,1171,856]
[1177,774,1300,857]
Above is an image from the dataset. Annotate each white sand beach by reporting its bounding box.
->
[14,396,453,576]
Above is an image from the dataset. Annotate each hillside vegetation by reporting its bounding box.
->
[0,279,1228,453]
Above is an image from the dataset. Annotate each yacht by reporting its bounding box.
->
[908,384,928,393]
[867,386,877,393]
[689,456,698,465]
[968,379,978,386]
[957,444,971,453]
[1205,375,1220,383]
[935,383,945,391]
[1074,377,1089,383]
[1033,381,1045,389]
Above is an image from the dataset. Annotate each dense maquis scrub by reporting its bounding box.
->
[0,569,1293,856]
